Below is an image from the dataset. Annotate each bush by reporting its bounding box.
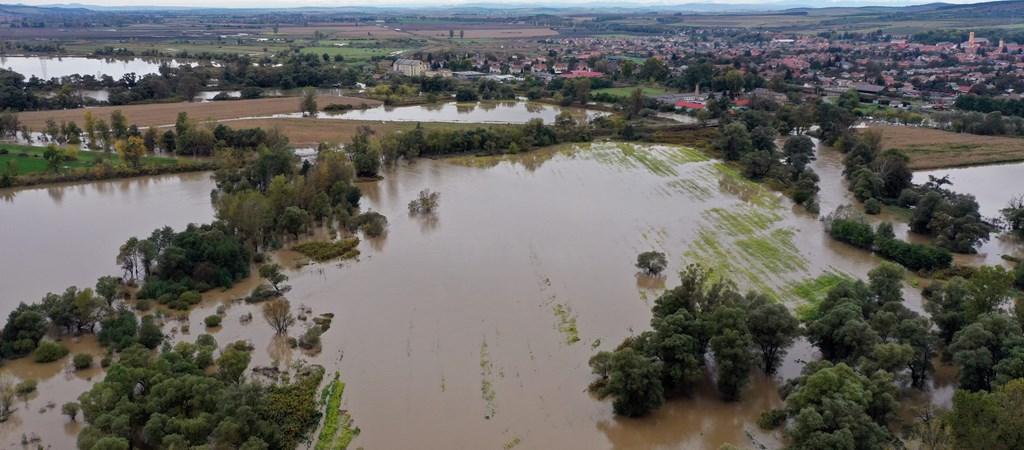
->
[14,379,37,395]
[792,189,812,205]
[179,291,202,306]
[635,251,668,276]
[135,299,151,311]
[758,409,786,430]
[204,315,222,328]
[292,238,360,262]
[100,355,112,368]
[864,198,882,215]
[805,199,820,215]
[245,284,280,303]
[351,211,388,237]
[298,326,323,350]
[875,238,952,272]
[323,103,354,112]
[62,402,80,420]
[34,341,69,363]
[72,353,94,371]
[196,334,218,348]
[828,218,876,250]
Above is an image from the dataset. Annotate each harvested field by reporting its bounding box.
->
[17,96,382,130]
[869,125,1024,169]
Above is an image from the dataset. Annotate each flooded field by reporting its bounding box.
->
[247,101,604,124]
[0,142,991,449]
[0,55,186,80]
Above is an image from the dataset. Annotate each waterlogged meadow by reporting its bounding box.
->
[2,141,927,449]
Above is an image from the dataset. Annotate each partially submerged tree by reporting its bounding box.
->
[300,88,318,117]
[408,189,441,214]
[635,251,668,276]
[258,263,290,295]
[263,298,295,334]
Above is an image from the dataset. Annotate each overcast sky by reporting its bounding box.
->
[9,0,997,7]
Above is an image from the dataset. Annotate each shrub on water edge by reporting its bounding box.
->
[204,315,222,328]
[298,326,323,351]
[292,237,361,262]
[758,409,786,430]
[33,341,69,363]
[14,379,37,395]
[864,198,882,215]
[72,353,94,371]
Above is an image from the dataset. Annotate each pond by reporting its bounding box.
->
[246,101,604,124]
[0,56,185,80]
[0,142,968,449]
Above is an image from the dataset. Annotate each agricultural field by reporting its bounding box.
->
[870,124,1024,169]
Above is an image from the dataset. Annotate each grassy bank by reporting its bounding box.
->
[1,143,180,175]
[1,143,214,187]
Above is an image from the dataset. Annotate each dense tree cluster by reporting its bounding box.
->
[904,183,994,254]
[214,140,369,251]
[76,341,325,450]
[781,361,898,450]
[711,112,821,210]
[589,265,800,415]
[123,223,251,301]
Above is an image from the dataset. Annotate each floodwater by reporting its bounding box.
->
[913,161,1024,220]
[812,142,1022,267]
[246,101,604,124]
[0,56,184,80]
[0,172,216,305]
[0,141,992,449]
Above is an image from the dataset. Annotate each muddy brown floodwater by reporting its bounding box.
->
[0,141,1004,449]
